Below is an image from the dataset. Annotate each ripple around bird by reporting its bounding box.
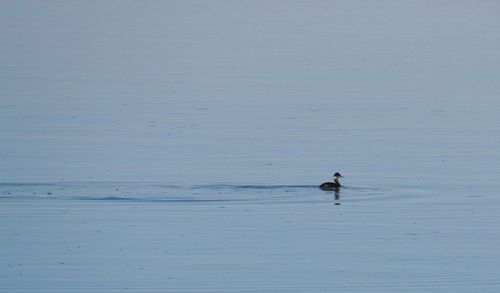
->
[0,182,427,205]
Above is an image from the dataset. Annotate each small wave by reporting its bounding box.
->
[78,196,254,203]
[191,184,318,190]
[0,181,424,204]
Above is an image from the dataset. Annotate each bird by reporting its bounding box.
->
[319,172,343,190]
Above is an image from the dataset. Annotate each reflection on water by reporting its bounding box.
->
[323,186,340,205]
[334,186,340,204]
[322,186,341,205]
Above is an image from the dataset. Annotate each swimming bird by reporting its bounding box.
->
[319,172,343,190]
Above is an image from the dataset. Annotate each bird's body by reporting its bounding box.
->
[319,181,340,190]
[319,172,343,190]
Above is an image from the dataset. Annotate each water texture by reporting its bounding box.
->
[1,1,500,292]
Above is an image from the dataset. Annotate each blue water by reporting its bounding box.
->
[1,181,499,292]
[1,1,500,292]
[0,182,410,203]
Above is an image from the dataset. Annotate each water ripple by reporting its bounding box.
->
[0,182,423,204]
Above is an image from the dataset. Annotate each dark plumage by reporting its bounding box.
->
[319,172,343,190]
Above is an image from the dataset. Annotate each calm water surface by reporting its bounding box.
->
[1,1,500,292]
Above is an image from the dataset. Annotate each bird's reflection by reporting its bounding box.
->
[333,186,341,205]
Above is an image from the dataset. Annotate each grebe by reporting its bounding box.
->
[319,172,343,190]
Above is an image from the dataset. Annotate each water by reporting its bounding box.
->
[1,183,499,292]
[1,1,500,292]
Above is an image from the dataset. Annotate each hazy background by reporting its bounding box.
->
[1,0,499,187]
